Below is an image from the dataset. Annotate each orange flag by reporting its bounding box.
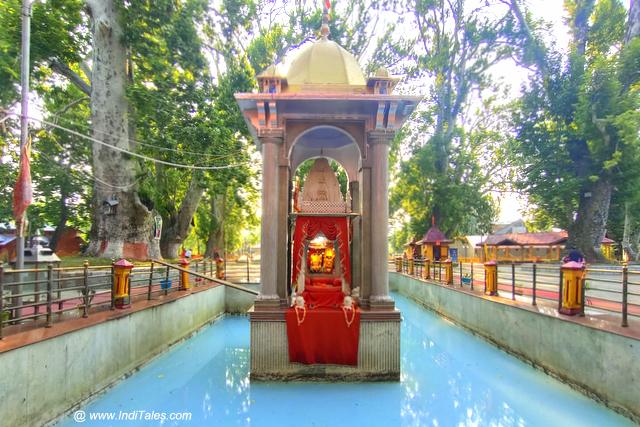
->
[13,136,33,223]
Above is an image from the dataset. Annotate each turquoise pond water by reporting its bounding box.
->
[57,293,636,426]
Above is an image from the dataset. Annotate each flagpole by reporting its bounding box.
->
[17,0,32,270]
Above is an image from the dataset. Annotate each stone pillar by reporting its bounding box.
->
[369,130,395,308]
[256,133,283,308]
[276,163,289,303]
[350,181,361,296]
[360,167,372,306]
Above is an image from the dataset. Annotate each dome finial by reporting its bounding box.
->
[321,0,331,38]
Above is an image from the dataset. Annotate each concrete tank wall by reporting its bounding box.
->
[389,272,640,423]
[0,285,225,427]
[225,283,260,313]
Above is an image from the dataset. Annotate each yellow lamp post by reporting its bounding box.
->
[423,258,431,279]
[216,257,225,279]
[559,261,586,315]
[113,259,134,309]
[179,258,190,290]
[484,260,498,296]
[443,259,453,285]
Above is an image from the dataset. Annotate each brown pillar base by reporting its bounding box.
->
[114,297,131,309]
[253,298,281,311]
[559,306,581,316]
[370,297,395,311]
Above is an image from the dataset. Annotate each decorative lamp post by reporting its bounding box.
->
[113,259,134,308]
[559,261,586,315]
[484,260,498,296]
[179,258,190,290]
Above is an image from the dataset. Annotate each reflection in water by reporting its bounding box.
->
[57,294,635,427]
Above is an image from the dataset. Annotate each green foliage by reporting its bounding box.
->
[388,0,518,243]
[509,0,640,242]
[0,0,88,106]
[28,83,91,233]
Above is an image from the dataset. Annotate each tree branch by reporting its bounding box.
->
[50,59,92,96]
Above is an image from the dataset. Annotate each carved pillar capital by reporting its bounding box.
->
[257,128,284,145]
[367,130,396,146]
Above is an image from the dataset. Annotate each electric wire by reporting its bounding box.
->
[32,108,245,160]
[30,115,250,171]
[37,151,142,190]
[37,136,144,190]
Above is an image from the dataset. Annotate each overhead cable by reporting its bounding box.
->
[24,114,250,171]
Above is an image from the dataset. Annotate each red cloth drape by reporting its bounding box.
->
[286,307,360,365]
[291,216,351,288]
[301,285,344,309]
[12,137,32,222]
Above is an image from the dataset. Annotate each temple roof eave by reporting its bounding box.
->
[234,92,423,103]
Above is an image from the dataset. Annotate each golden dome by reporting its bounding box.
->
[285,38,366,91]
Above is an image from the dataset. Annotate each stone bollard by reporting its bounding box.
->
[559,261,585,315]
[444,259,453,285]
[113,259,134,309]
[179,258,191,290]
[484,260,498,296]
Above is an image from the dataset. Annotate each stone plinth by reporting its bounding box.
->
[249,308,401,381]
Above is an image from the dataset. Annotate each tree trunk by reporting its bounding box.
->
[626,0,640,44]
[566,179,613,261]
[205,193,225,257]
[159,173,205,258]
[49,186,69,251]
[633,229,640,262]
[84,0,160,260]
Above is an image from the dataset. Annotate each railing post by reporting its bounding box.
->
[110,264,115,310]
[0,263,4,339]
[470,262,474,290]
[147,262,154,300]
[484,268,487,293]
[459,261,463,286]
[34,261,39,315]
[82,260,89,318]
[580,274,587,317]
[164,265,170,296]
[622,262,629,327]
[511,263,516,301]
[532,263,537,306]
[557,268,564,312]
[46,264,53,327]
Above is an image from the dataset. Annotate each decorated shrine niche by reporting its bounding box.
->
[291,158,352,308]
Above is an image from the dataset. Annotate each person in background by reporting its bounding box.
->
[563,248,585,264]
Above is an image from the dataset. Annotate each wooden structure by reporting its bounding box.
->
[417,225,452,261]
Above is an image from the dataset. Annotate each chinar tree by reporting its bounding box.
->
[382,0,521,241]
[508,0,640,260]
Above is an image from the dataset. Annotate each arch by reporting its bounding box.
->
[289,125,361,183]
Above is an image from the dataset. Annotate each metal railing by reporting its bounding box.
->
[393,257,638,327]
[0,258,255,340]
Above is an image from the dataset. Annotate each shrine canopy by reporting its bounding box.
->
[234,31,422,145]
[417,225,452,261]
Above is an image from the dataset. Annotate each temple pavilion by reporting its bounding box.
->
[235,11,420,381]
